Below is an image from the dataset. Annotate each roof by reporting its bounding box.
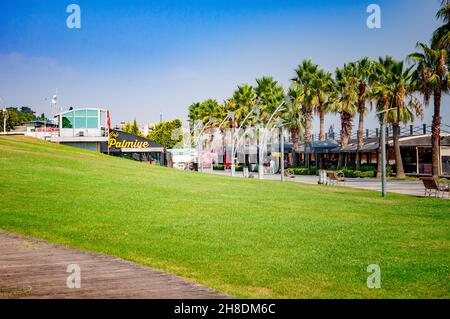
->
[55,107,107,116]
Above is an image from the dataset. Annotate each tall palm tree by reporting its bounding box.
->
[292,60,320,167]
[188,102,202,128]
[408,42,450,177]
[231,84,256,128]
[314,69,334,141]
[350,57,375,169]
[371,57,422,178]
[255,76,285,122]
[285,84,304,166]
[333,64,358,168]
[432,0,450,49]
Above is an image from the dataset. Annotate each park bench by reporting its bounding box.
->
[284,169,295,178]
[420,177,449,198]
[327,171,346,185]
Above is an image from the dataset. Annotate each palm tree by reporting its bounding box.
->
[285,84,304,166]
[255,76,285,122]
[314,69,334,141]
[232,84,256,128]
[409,42,450,177]
[333,64,358,168]
[371,57,422,178]
[350,57,375,169]
[292,60,320,167]
[188,102,202,128]
[432,0,450,49]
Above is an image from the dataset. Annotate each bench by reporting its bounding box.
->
[284,169,295,178]
[420,177,449,198]
[327,171,346,185]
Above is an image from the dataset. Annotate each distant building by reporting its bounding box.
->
[102,129,165,165]
[50,108,110,152]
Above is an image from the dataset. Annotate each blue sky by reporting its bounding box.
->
[0,0,448,131]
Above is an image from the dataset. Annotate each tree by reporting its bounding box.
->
[314,69,334,142]
[371,57,423,178]
[130,118,142,136]
[122,121,132,134]
[292,60,320,167]
[285,84,304,166]
[188,102,202,128]
[232,84,256,128]
[255,76,285,123]
[409,42,449,177]
[350,57,375,169]
[332,64,358,168]
[148,119,183,149]
[0,107,35,132]
[432,0,450,49]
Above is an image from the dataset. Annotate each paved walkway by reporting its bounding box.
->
[209,170,448,198]
[0,232,230,299]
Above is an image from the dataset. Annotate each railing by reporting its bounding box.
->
[288,123,450,144]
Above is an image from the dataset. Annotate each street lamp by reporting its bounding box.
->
[376,107,396,198]
[230,106,259,177]
[275,119,286,182]
[196,117,215,173]
[258,101,286,179]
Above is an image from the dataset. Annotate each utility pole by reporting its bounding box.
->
[377,107,396,198]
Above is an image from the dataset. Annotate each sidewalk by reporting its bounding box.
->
[208,170,441,198]
[0,232,231,299]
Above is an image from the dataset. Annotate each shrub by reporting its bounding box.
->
[359,171,375,178]
[291,167,317,176]
[359,165,377,172]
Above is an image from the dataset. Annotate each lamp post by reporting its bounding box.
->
[195,119,214,173]
[376,107,396,198]
[231,106,259,177]
[275,120,286,182]
[258,101,286,179]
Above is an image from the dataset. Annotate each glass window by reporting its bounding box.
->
[86,109,98,117]
[87,117,98,128]
[62,115,73,128]
[75,117,87,128]
[100,111,107,126]
[74,109,86,116]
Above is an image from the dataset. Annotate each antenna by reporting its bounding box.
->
[51,88,59,116]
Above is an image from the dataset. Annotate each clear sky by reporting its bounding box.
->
[0,0,449,131]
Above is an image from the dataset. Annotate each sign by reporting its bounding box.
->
[108,130,150,151]
[272,152,281,158]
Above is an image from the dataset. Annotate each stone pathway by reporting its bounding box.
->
[0,232,231,299]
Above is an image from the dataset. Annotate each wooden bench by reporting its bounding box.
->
[284,169,295,178]
[420,177,449,198]
[327,171,346,185]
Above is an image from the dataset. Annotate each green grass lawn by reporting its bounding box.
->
[0,136,449,298]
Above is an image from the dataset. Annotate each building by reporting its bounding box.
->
[49,108,110,152]
[286,132,450,176]
[166,148,197,170]
[102,129,165,165]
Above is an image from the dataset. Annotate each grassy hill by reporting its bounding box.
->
[0,135,449,298]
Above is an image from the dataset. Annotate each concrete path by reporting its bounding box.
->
[0,232,231,299]
[209,170,449,198]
